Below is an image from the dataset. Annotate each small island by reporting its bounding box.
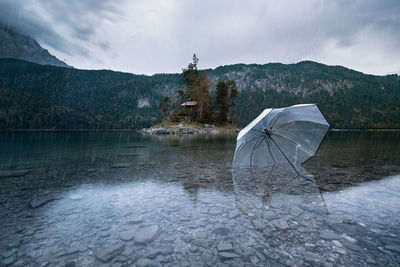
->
[142,54,239,135]
[141,121,239,135]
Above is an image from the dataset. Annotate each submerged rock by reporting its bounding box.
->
[125,215,144,224]
[64,261,76,267]
[319,231,341,240]
[119,230,136,241]
[95,242,125,263]
[70,194,82,200]
[135,258,160,267]
[341,233,357,243]
[219,252,239,259]
[332,246,347,255]
[212,227,230,235]
[273,219,289,230]
[30,195,60,208]
[143,247,173,260]
[217,241,234,252]
[341,219,358,225]
[0,170,31,178]
[332,240,343,247]
[58,241,87,257]
[385,245,400,253]
[134,225,160,244]
[191,239,210,248]
[1,255,17,266]
[111,163,131,168]
[228,210,240,219]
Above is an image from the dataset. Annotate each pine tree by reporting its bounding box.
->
[182,54,200,101]
[227,80,238,123]
[194,72,212,122]
[215,80,238,124]
[215,81,229,124]
[180,54,212,122]
[159,96,171,118]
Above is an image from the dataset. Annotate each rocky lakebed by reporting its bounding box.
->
[0,131,399,266]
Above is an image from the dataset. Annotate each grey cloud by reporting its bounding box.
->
[0,1,67,51]
[0,0,122,56]
[0,0,399,74]
[98,41,110,51]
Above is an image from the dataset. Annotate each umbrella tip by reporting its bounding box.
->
[263,128,271,138]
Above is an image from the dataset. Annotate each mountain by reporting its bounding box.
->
[207,62,400,129]
[0,25,70,68]
[0,58,399,129]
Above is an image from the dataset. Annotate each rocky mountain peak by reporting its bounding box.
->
[0,25,70,68]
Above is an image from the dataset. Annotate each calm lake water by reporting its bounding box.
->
[0,131,399,266]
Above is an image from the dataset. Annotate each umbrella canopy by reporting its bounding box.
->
[232,104,330,174]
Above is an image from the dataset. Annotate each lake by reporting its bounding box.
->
[0,131,399,266]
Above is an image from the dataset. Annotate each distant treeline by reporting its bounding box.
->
[0,58,399,129]
[0,59,182,129]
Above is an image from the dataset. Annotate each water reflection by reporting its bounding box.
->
[232,166,328,252]
[305,131,400,191]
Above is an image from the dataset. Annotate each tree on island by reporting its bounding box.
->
[159,96,171,118]
[177,53,212,123]
[161,54,238,125]
[179,54,199,105]
[215,80,238,124]
[194,72,212,122]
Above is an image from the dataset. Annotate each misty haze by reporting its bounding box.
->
[0,1,399,266]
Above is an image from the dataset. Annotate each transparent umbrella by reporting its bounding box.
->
[232,104,330,175]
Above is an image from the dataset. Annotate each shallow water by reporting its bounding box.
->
[0,131,399,266]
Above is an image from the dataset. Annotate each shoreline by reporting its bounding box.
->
[0,128,398,133]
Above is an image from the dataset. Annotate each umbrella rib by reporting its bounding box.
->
[271,132,313,156]
[234,134,262,164]
[236,134,260,152]
[266,136,277,165]
[268,135,300,176]
[269,107,288,130]
[250,128,264,134]
[249,135,265,166]
[262,114,267,130]
[272,120,329,131]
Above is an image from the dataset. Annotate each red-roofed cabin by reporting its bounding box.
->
[181,101,197,108]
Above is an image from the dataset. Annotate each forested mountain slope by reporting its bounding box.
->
[0,58,399,129]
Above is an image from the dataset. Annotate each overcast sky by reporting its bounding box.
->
[0,0,399,75]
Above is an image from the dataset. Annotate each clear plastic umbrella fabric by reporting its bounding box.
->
[232,104,330,172]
